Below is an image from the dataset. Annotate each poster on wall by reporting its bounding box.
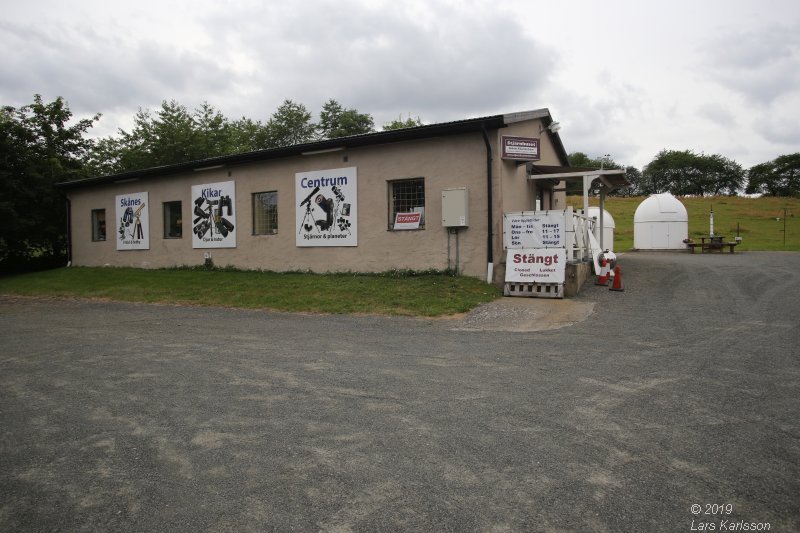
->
[295,167,357,247]
[116,191,149,250]
[503,211,565,249]
[191,180,236,248]
[505,248,566,283]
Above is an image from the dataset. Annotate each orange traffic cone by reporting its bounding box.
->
[609,266,624,291]
[595,259,609,286]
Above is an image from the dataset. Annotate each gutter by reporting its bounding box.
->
[481,125,494,283]
[66,197,72,267]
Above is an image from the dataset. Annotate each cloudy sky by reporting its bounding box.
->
[2,0,798,169]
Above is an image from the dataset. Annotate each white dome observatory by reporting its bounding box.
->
[634,193,688,250]
[587,207,616,251]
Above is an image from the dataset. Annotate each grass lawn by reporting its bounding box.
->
[0,267,501,317]
[567,195,800,251]
[3,196,795,314]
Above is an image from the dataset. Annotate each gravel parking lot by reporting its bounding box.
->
[1,252,799,531]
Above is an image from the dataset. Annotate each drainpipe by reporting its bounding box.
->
[481,125,494,283]
[65,197,72,267]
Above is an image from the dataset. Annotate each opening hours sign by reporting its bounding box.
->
[503,211,565,249]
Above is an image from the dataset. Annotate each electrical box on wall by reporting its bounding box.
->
[442,188,469,227]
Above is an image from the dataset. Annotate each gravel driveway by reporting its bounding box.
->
[1,252,798,531]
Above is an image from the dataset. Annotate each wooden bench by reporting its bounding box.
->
[687,241,738,253]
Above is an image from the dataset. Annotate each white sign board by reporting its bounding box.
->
[116,191,149,250]
[296,167,357,247]
[505,248,566,283]
[393,212,421,230]
[191,180,236,248]
[503,211,565,249]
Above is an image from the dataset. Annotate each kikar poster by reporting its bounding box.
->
[191,180,236,248]
[116,191,149,250]
[296,167,357,247]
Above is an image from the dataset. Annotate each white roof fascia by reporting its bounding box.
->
[503,109,551,124]
[527,169,625,180]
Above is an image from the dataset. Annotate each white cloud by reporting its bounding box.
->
[203,0,557,124]
[702,23,800,105]
[697,102,737,129]
[1,0,799,170]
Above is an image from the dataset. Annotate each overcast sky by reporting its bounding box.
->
[2,0,798,169]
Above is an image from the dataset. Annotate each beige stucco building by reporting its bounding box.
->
[59,109,570,284]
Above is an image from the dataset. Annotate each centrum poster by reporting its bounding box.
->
[191,180,236,248]
[116,191,149,250]
[296,167,357,247]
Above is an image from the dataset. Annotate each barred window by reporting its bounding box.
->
[163,201,182,238]
[389,178,425,229]
[91,209,106,241]
[253,191,278,234]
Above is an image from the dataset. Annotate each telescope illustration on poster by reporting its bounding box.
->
[298,184,351,236]
[116,192,149,250]
[295,167,357,247]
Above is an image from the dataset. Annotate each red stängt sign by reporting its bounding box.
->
[394,212,421,230]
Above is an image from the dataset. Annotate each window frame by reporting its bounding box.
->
[91,209,106,241]
[163,201,183,239]
[252,190,279,235]
[388,177,426,230]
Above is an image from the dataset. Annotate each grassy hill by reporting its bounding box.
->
[566,195,800,251]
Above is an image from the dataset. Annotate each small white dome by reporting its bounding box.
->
[587,207,616,229]
[634,193,688,223]
[634,193,689,249]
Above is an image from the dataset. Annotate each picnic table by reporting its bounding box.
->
[686,235,738,253]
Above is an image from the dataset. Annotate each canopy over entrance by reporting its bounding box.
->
[526,164,629,251]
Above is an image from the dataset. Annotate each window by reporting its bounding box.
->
[389,178,425,229]
[91,209,106,241]
[163,201,182,238]
[252,191,278,234]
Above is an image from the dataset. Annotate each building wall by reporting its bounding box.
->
[488,119,565,282]
[68,117,563,281]
[69,131,493,278]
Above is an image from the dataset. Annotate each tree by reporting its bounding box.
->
[642,149,744,196]
[84,136,124,177]
[383,114,423,130]
[265,99,315,147]
[84,99,400,174]
[567,152,619,170]
[0,95,98,270]
[703,154,745,196]
[566,152,627,195]
[88,100,240,174]
[148,100,199,165]
[642,150,698,194]
[745,153,800,196]
[622,166,644,196]
[194,101,232,158]
[228,117,271,153]
[318,99,374,139]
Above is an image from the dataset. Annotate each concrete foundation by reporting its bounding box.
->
[564,261,592,297]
